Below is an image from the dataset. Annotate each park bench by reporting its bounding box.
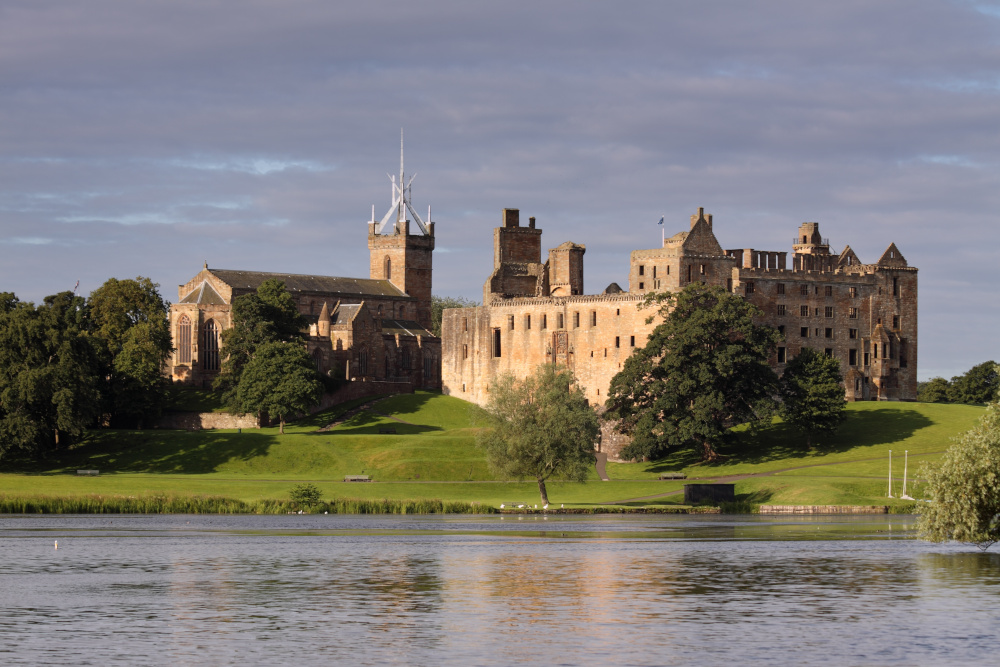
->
[658,473,687,480]
[76,470,100,476]
[378,426,397,434]
[344,475,371,482]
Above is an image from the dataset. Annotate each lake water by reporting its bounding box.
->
[1,514,998,666]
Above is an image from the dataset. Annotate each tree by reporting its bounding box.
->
[88,277,172,428]
[0,292,101,458]
[290,483,322,508]
[215,279,307,407]
[430,295,478,337]
[948,361,999,405]
[919,401,1000,550]
[605,283,781,462]
[477,365,598,505]
[779,347,846,447]
[233,341,323,433]
[918,377,952,403]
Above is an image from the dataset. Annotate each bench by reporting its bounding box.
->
[76,470,100,476]
[658,473,687,480]
[378,426,397,434]
[344,475,371,482]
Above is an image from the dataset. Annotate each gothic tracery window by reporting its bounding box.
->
[203,320,220,371]
[177,315,191,364]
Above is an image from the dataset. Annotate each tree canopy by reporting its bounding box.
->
[88,277,172,428]
[0,292,102,457]
[215,279,307,407]
[917,361,999,405]
[430,295,478,337]
[919,401,1000,550]
[477,364,598,505]
[604,283,781,462]
[233,341,323,433]
[778,347,846,447]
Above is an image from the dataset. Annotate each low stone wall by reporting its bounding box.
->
[759,505,889,514]
[159,412,260,430]
[317,380,413,409]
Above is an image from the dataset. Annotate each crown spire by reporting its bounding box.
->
[371,129,431,235]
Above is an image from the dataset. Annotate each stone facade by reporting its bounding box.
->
[443,207,918,417]
[166,214,440,393]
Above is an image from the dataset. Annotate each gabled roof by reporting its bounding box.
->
[838,245,862,268]
[681,216,725,256]
[381,319,434,337]
[603,282,624,294]
[208,269,409,299]
[877,243,908,267]
[179,281,226,305]
[332,303,362,326]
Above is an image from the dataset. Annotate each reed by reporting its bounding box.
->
[0,494,498,515]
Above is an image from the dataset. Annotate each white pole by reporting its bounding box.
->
[903,450,908,498]
[887,449,893,498]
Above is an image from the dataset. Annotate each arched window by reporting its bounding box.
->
[359,348,368,376]
[203,320,220,371]
[384,256,391,280]
[177,315,191,364]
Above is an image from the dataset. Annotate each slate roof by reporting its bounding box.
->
[380,319,435,338]
[332,303,361,326]
[179,281,227,305]
[208,269,409,299]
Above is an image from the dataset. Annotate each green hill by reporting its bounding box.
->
[0,392,985,510]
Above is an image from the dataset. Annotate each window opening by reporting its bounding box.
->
[202,320,220,371]
[492,329,501,357]
[177,315,191,364]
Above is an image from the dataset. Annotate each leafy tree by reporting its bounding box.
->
[605,283,781,462]
[919,401,1000,550]
[290,483,322,508]
[233,341,323,433]
[88,277,172,427]
[948,361,999,405]
[477,364,598,505]
[0,292,101,458]
[430,295,478,337]
[918,377,952,403]
[779,347,846,447]
[215,279,307,407]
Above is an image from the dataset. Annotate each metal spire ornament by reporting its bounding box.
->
[370,129,431,235]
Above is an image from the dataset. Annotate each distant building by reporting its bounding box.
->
[166,148,440,394]
[442,207,917,411]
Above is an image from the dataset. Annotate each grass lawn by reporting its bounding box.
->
[0,392,985,511]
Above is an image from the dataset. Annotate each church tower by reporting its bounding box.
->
[368,131,435,331]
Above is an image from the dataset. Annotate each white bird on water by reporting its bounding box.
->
[543,504,549,510]
[500,504,505,509]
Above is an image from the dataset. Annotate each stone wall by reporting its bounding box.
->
[159,411,260,430]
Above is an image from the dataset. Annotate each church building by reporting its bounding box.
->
[166,148,440,393]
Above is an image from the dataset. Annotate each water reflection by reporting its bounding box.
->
[0,515,997,666]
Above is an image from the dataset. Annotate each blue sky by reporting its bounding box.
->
[2,0,999,380]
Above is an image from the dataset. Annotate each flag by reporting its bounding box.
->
[657,216,664,226]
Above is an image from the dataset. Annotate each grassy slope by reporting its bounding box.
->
[0,393,984,508]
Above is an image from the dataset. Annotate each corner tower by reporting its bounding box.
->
[368,131,435,330]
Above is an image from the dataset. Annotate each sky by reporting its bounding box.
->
[2,0,999,381]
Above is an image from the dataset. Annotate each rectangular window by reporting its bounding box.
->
[825,328,833,338]
[630,335,635,347]
[864,352,870,366]
[777,347,786,363]
[892,277,899,296]
[463,317,468,332]
[849,349,858,365]
[777,283,785,295]
[573,312,580,328]
[700,264,706,275]
[873,344,878,359]
[800,305,809,317]
[591,311,597,326]
[778,325,785,337]
[800,327,809,338]
[542,314,547,329]
[892,315,899,329]
[825,306,833,318]
[800,285,809,296]
[615,336,620,348]
[508,315,514,331]
[652,266,657,278]
[815,308,821,317]
[824,348,833,357]
[825,285,833,297]
[777,304,786,316]
[639,282,644,290]
[525,314,531,330]
[849,328,858,339]
[687,265,692,282]
[463,344,468,360]
[849,308,858,319]
[745,281,755,295]
[557,313,564,329]
[492,329,501,357]
[639,265,645,276]
[850,287,858,298]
